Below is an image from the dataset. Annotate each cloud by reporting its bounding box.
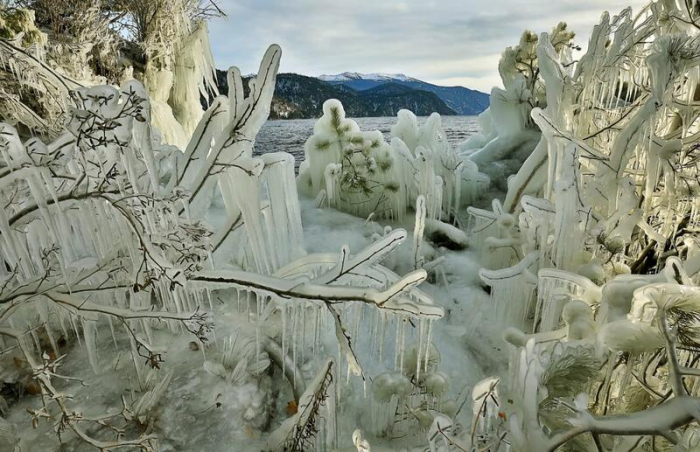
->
[208,0,648,93]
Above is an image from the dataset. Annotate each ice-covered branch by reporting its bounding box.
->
[191,267,436,317]
[0,327,158,451]
[176,44,281,209]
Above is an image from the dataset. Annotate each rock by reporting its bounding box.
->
[425,219,468,250]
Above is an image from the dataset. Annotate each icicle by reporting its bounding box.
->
[394,315,401,370]
[379,312,387,362]
[83,318,99,373]
[281,304,287,377]
[292,305,298,390]
[246,294,251,322]
[399,318,406,373]
[370,309,379,357]
[413,195,426,269]
[70,314,83,348]
[107,316,118,348]
[353,305,362,350]
[416,318,424,381]
[313,306,320,357]
[425,320,433,375]
[300,304,306,365]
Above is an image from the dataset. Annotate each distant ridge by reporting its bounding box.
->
[317,72,489,115]
[214,71,488,119]
[318,72,419,83]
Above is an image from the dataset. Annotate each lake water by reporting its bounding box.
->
[253,115,480,169]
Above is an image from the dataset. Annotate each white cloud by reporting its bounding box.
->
[208,0,649,93]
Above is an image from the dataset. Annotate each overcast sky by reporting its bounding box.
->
[207,0,648,93]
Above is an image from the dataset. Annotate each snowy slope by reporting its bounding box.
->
[318,72,419,83]
[318,72,490,115]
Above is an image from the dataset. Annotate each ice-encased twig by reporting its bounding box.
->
[264,359,335,452]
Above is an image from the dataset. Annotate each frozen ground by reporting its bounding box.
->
[3,190,506,451]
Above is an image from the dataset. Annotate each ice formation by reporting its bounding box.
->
[0,39,443,451]
[7,0,700,451]
[0,2,219,149]
[464,2,700,451]
[297,101,489,222]
[0,9,79,136]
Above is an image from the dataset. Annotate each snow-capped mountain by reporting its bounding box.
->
[318,72,418,83]
[317,72,489,115]
[213,70,489,119]
[215,71,456,119]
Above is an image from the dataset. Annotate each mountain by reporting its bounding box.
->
[318,72,490,115]
[317,72,420,90]
[318,72,419,82]
[356,83,455,116]
[214,71,457,119]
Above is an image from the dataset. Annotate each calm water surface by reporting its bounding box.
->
[253,116,480,169]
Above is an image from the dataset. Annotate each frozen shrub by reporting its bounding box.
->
[298,101,488,221]
[471,3,700,450]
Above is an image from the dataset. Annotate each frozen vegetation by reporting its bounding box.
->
[4,1,700,451]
